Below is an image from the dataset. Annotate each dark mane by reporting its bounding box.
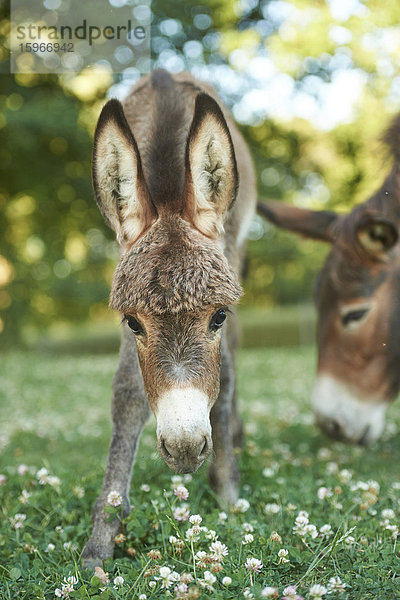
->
[145,70,189,211]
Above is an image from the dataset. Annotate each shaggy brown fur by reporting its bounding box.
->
[110,216,242,315]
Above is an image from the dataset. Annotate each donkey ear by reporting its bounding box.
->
[258,201,338,242]
[356,213,398,259]
[92,99,156,246]
[184,93,238,237]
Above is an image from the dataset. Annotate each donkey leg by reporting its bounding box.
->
[208,334,239,505]
[83,329,149,566]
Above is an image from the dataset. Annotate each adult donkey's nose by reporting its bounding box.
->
[155,387,213,473]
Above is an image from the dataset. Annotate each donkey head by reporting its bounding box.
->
[93,93,240,473]
[259,199,400,444]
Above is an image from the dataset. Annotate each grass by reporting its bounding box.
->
[1,348,400,599]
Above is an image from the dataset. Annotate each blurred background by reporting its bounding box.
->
[1,0,400,352]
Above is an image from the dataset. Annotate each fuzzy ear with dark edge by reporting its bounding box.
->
[92,99,156,246]
[258,201,338,243]
[184,93,238,237]
[356,212,398,260]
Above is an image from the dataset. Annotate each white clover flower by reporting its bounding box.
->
[319,524,333,538]
[171,475,183,486]
[149,580,156,588]
[305,524,318,539]
[218,511,227,523]
[326,462,338,474]
[0,474,6,486]
[18,489,31,504]
[282,585,301,599]
[367,480,380,493]
[140,483,150,492]
[245,557,263,573]
[174,583,188,598]
[242,522,254,533]
[17,464,29,476]
[185,527,200,542]
[317,487,333,500]
[55,526,64,534]
[195,550,207,561]
[48,475,61,489]
[106,490,122,507]
[222,576,232,585]
[209,540,228,560]
[189,514,202,526]
[265,503,281,514]
[198,570,216,591]
[344,535,355,546]
[261,586,278,597]
[72,486,84,498]
[158,566,174,589]
[317,447,331,460]
[293,512,309,536]
[381,508,395,520]
[235,498,250,512]
[385,524,399,538]
[37,468,49,484]
[277,548,289,564]
[174,485,189,501]
[63,542,78,551]
[244,589,254,598]
[262,467,276,478]
[183,474,192,483]
[173,504,190,521]
[327,576,346,593]
[138,595,146,600]
[309,583,327,598]
[10,513,26,530]
[338,469,352,483]
[113,576,124,587]
[205,529,218,540]
[46,543,55,552]
[242,533,254,545]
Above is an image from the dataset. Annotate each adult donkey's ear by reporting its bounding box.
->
[258,201,338,243]
[92,99,156,246]
[184,93,238,237]
[355,212,398,260]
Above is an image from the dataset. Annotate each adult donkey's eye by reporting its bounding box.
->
[341,308,369,327]
[126,316,144,335]
[209,309,227,332]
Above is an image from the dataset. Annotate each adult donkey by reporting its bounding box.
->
[258,116,400,446]
[83,70,256,563]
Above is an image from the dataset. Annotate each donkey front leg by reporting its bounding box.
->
[83,330,149,566]
[208,334,239,505]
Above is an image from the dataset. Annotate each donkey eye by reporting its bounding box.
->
[209,309,227,332]
[126,315,144,335]
[341,308,369,327]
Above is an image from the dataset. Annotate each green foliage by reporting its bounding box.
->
[1,0,400,344]
[1,348,400,598]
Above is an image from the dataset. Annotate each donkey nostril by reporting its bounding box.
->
[161,438,172,458]
[320,418,344,441]
[199,437,208,457]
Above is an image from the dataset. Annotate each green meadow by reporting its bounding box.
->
[1,348,400,599]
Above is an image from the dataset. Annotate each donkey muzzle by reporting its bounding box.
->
[156,387,213,473]
[312,374,388,445]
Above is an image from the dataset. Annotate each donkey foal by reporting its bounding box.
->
[82,70,256,564]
